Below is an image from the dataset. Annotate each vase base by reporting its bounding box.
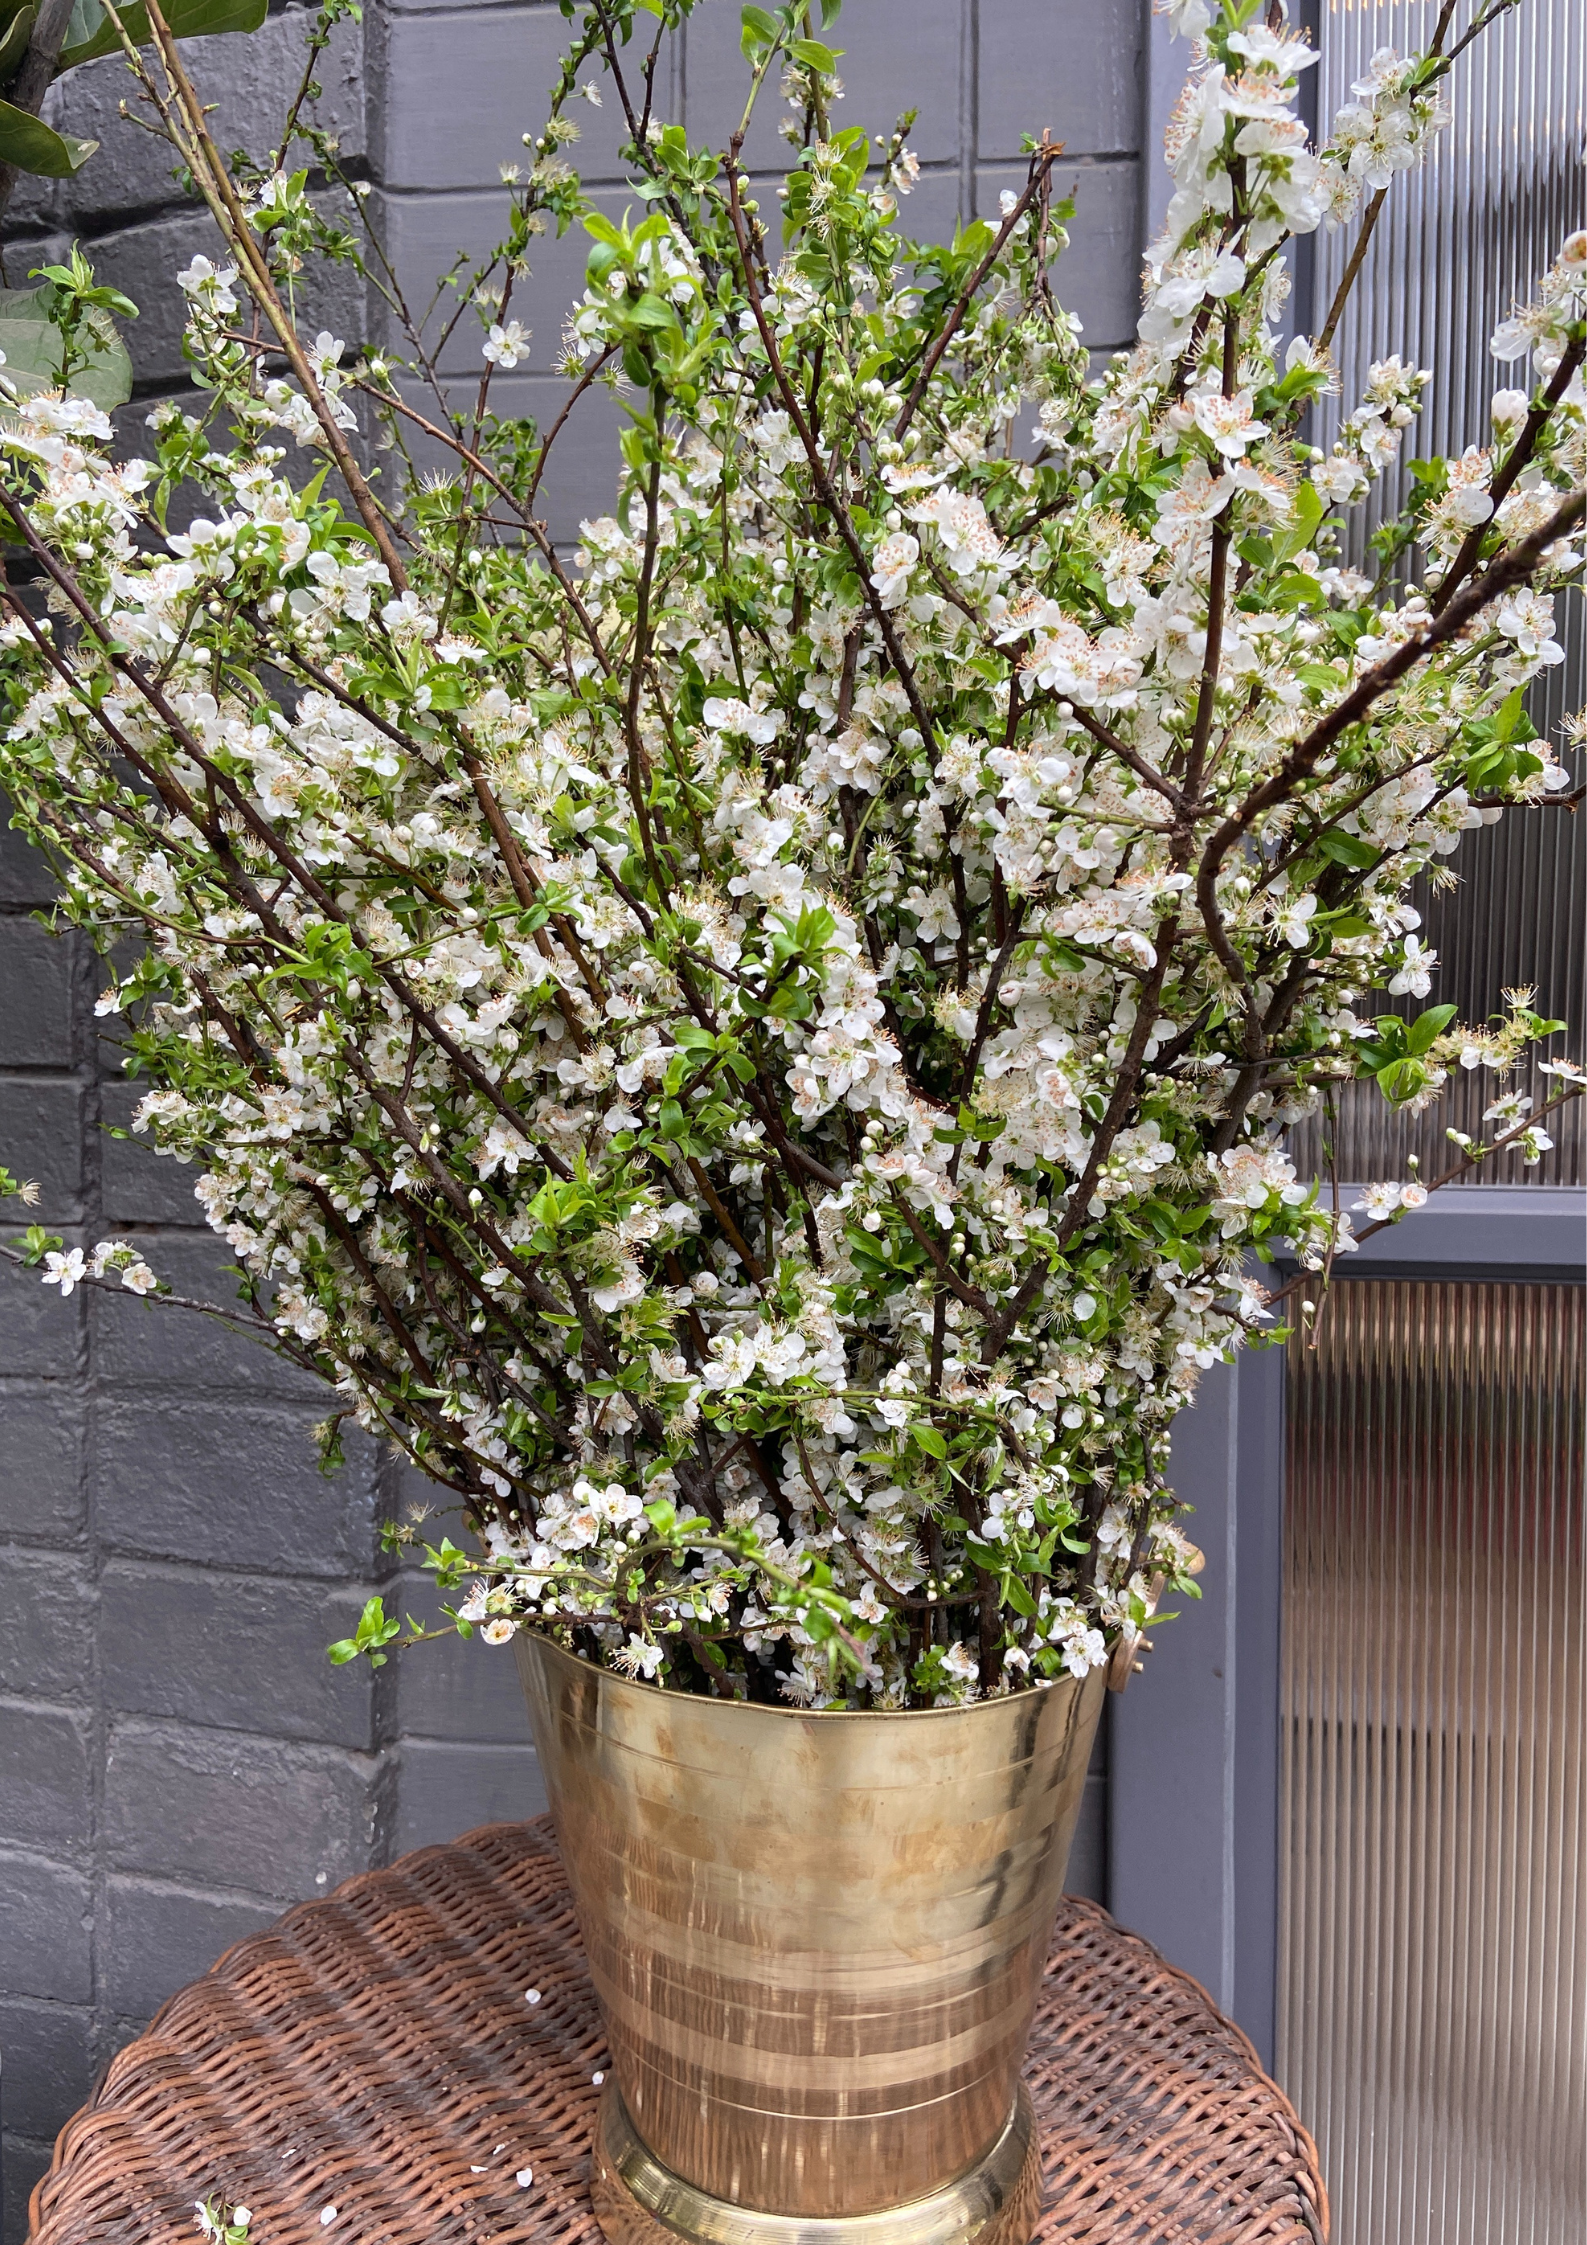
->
[590,2080,1043,2245]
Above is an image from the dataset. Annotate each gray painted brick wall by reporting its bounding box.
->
[0,810,405,2237]
[1,4,1143,2223]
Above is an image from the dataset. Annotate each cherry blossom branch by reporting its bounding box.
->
[1263,1079,1585,1315]
[981,918,1181,1363]
[1314,0,1499,356]
[128,0,407,587]
[526,343,619,511]
[354,379,616,673]
[0,1240,276,1335]
[893,138,1062,440]
[250,617,607,1031]
[1064,703,1192,815]
[1429,335,1585,616]
[1316,189,1387,357]
[888,1190,993,1316]
[1197,489,1587,911]
[723,146,941,761]
[1,491,602,1183]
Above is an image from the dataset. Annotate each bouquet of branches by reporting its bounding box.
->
[0,0,1581,1707]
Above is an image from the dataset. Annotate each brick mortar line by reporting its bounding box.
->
[363,152,1144,201]
[0,1841,367,1920]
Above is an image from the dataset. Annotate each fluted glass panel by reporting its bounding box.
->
[1278,1280,1586,2245]
[1288,0,1585,1186]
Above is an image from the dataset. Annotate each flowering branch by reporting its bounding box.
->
[0,0,1578,1709]
[1264,1076,1587,1317]
[892,137,1063,440]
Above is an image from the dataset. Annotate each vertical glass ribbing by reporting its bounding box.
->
[1288,0,1585,1187]
[1278,1281,1587,2245]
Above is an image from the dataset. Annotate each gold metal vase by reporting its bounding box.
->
[514,1631,1106,2245]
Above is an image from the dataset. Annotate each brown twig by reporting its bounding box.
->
[1265,1080,1585,1317]
[526,343,619,512]
[134,0,407,586]
[1316,188,1387,357]
[1430,336,1585,617]
[893,139,1063,439]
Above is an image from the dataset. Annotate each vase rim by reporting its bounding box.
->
[519,1625,1072,1723]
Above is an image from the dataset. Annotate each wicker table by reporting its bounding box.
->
[29,1818,1327,2245]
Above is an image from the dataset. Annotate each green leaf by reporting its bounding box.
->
[0,97,95,176]
[1315,828,1378,871]
[789,35,839,70]
[61,0,105,51]
[1375,1056,1428,1107]
[1466,741,1541,792]
[1273,477,1324,561]
[327,1594,400,1669]
[0,5,36,87]
[0,285,131,408]
[738,3,779,59]
[625,290,680,333]
[59,0,266,67]
[1405,1002,1457,1055]
[911,1423,947,1459]
[1491,685,1527,744]
[1266,571,1323,612]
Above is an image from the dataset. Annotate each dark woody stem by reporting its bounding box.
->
[132,0,408,586]
[723,148,941,762]
[1197,491,1586,915]
[1429,336,1585,617]
[1263,1082,1585,1316]
[893,138,1062,439]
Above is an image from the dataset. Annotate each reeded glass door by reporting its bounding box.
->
[1279,1282,1585,2244]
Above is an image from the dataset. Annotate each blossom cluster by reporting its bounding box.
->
[0,0,1580,1708]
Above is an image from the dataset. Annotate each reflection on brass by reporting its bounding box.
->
[590,2078,1043,2245]
[515,1631,1105,2244]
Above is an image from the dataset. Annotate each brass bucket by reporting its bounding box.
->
[514,1631,1106,2245]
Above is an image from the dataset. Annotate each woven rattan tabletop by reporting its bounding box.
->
[29,1817,1327,2245]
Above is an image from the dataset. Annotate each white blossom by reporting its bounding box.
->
[0,0,1576,1716]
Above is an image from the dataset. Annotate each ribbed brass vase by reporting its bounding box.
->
[514,1631,1106,2245]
